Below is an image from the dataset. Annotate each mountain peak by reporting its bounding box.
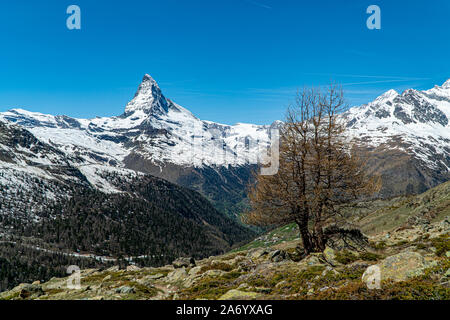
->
[141,74,158,85]
[124,74,168,116]
[442,79,450,88]
[375,89,398,102]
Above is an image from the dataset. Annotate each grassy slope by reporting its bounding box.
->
[1,181,449,300]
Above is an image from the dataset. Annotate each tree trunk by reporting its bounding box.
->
[297,221,313,254]
[297,221,326,254]
[312,222,326,252]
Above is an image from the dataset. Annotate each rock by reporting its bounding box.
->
[237,259,256,272]
[246,248,269,260]
[367,251,434,282]
[218,289,260,300]
[254,287,271,293]
[323,247,339,266]
[348,261,369,269]
[203,270,226,277]
[126,265,140,272]
[321,266,339,277]
[269,250,281,260]
[19,284,44,299]
[446,251,450,258]
[362,265,382,289]
[115,286,135,294]
[147,273,165,280]
[238,283,250,290]
[173,257,196,269]
[188,266,202,277]
[106,266,120,272]
[166,268,188,283]
[299,253,325,267]
[102,275,112,282]
[269,250,290,262]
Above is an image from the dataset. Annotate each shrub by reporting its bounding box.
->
[431,234,450,257]
[335,250,358,265]
[359,252,381,261]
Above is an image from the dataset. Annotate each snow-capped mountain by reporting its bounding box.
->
[0,74,275,170]
[0,75,449,206]
[0,75,278,217]
[344,79,450,195]
[0,118,255,271]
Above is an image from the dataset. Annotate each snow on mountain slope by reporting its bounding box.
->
[344,79,450,172]
[0,75,449,201]
[0,75,275,169]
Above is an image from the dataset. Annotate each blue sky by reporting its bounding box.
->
[0,0,449,125]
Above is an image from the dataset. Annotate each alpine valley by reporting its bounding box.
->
[0,75,449,291]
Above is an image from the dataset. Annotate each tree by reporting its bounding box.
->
[243,84,381,254]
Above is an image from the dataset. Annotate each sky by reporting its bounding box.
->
[0,0,449,125]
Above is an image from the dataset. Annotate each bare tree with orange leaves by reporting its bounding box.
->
[243,84,381,254]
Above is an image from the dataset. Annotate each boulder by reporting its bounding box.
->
[126,265,140,272]
[188,266,202,277]
[19,284,44,299]
[246,248,269,260]
[299,253,326,267]
[173,257,196,269]
[166,268,188,283]
[269,250,290,262]
[115,286,135,294]
[323,247,340,266]
[364,251,434,283]
[218,289,260,300]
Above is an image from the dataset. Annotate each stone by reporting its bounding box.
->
[269,250,290,262]
[126,265,140,272]
[115,286,135,294]
[19,284,44,299]
[367,251,434,282]
[299,253,325,267]
[323,247,339,266]
[188,266,202,277]
[106,266,120,272]
[238,283,250,290]
[203,270,226,277]
[147,273,165,280]
[269,250,281,260]
[218,289,260,300]
[166,268,188,283]
[173,257,196,268]
[254,287,271,293]
[321,266,339,277]
[102,275,112,282]
[246,248,269,260]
